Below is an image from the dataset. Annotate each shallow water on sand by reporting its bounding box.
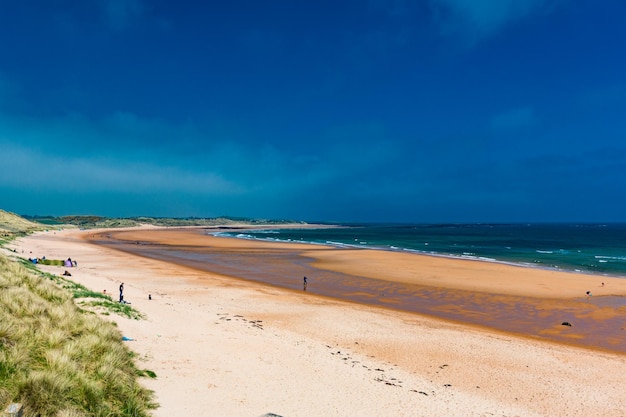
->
[95,234,626,354]
[224,223,626,277]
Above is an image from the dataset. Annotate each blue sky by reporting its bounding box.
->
[1,0,625,222]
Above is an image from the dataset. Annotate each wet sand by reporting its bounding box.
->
[93,227,626,353]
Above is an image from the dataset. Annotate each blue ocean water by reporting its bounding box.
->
[216,223,626,278]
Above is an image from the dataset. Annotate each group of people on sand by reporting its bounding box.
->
[26,254,78,276]
[22,250,138,305]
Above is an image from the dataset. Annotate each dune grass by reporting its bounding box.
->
[0,253,156,416]
[16,259,145,321]
[0,209,50,246]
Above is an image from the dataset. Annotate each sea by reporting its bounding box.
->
[215,223,626,278]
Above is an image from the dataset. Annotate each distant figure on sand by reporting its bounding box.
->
[303,276,308,291]
[119,282,124,303]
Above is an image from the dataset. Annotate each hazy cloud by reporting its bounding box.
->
[0,110,400,217]
[0,142,239,195]
[100,0,144,30]
[430,0,564,41]
[369,0,414,18]
[0,73,11,97]
[0,73,19,110]
[490,106,537,131]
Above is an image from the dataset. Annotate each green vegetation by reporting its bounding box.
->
[23,214,305,229]
[0,209,305,414]
[78,300,144,321]
[17,259,145,321]
[0,253,156,416]
[0,209,50,245]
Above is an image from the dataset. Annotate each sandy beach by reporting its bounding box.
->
[6,227,626,417]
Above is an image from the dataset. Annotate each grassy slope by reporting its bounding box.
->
[0,211,155,415]
[0,255,156,416]
[0,209,302,414]
[0,209,44,233]
[0,210,48,244]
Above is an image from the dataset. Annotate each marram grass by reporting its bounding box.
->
[0,253,156,416]
[16,257,144,320]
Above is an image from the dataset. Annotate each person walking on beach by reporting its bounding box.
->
[119,282,124,303]
[303,276,307,291]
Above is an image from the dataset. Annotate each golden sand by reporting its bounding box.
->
[6,227,626,417]
[97,228,626,352]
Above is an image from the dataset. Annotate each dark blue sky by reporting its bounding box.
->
[1,0,625,222]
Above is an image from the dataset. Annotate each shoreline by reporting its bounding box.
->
[96,226,626,299]
[90,227,626,354]
[5,228,626,416]
[217,223,626,280]
[214,231,626,280]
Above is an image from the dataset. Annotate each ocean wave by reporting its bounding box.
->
[536,249,571,255]
[326,240,347,246]
[214,225,626,278]
[211,232,256,239]
[235,233,255,239]
[595,255,626,261]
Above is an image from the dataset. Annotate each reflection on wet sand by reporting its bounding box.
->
[91,228,626,354]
